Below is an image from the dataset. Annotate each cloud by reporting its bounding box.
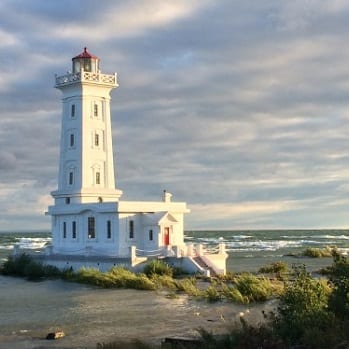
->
[1,1,349,230]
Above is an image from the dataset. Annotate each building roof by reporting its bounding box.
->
[73,47,99,60]
[143,211,179,226]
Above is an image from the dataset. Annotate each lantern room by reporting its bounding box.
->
[72,47,100,73]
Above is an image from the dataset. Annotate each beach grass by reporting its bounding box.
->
[302,247,333,258]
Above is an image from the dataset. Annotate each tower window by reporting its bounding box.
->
[72,221,76,239]
[149,229,153,241]
[107,220,111,239]
[88,216,95,239]
[70,134,75,147]
[63,222,67,239]
[95,133,99,146]
[71,104,75,118]
[65,197,70,204]
[69,172,74,185]
[94,104,98,117]
[96,172,100,184]
[129,220,134,239]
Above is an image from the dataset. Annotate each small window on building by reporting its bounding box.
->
[149,229,153,241]
[65,197,70,204]
[63,222,67,239]
[72,221,76,239]
[96,172,100,184]
[70,134,75,147]
[95,133,99,147]
[94,103,98,117]
[88,216,95,239]
[71,104,75,118]
[107,220,111,239]
[129,220,134,239]
[69,172,74,185]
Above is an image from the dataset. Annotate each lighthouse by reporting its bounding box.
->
[52,47,122,204]
[45,48,227,275]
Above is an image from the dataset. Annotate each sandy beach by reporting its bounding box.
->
[0,276,276,349]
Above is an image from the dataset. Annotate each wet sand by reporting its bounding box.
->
[0,276,276,349]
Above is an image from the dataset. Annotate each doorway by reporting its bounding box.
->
[164,227,170,245]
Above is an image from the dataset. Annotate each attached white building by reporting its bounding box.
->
[43,48,227,275]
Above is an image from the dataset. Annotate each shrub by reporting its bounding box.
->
[125,273,156,291]
[233,273,274,303]
[258,261,289,276]
[303,247,332,258]
[150,274,176,289]
[221,285,247,304]
[274,265,333,346]
[328,251,349,320]
[204,284,221,302]
[174,277,202,297]
[96,339,152,349]
[1,253,33,276]
[1,254,61,280]
[143,260,173,277]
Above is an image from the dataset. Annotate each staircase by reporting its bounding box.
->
[193,256,216,277]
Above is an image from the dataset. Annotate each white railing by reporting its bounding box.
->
[204,245,220,254]
[189,242,226,257]
[135,248,163,257]
[55,71,117,87]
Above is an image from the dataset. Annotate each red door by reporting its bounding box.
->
[164,227,170,245]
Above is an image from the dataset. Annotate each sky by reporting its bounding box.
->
[1,0,349,231]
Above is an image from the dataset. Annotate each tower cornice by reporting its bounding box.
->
[55,70,118,89]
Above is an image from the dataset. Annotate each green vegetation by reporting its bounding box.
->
[0,255,282,303]
[0,254,61,280]
[96,339,153,349]
[143,259,173,277]
[302,247,333,258]
[258,261,289,276]
[232,273,275,303]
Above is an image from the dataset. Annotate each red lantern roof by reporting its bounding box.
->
[73,47,99,60]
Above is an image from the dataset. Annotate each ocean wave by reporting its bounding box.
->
[15,237,51,249]
[312,235,349,240]
[0,245,14,250]
[225,239,323,252]
[281,234,349,240]
[230,235,254,240]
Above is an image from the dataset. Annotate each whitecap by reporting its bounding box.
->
[0,245,14,250]
[16,237,51,249]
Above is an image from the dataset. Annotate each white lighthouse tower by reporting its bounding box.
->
[48,48,123,255]
[52,47,122,204]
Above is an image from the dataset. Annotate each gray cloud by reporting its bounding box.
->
[1,0,349,230]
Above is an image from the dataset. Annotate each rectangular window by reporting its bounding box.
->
[95,133,99,146]
[70,134,75,147]
[107,220,111,239]
[129,220,134,239]
[72,221,76,239]
[63,222,66,239]
[94,104,98,117]
[69,172,74,185]
[88,217,95,239]
[71,104,75,117]
[96,172,100,184]
[149,229,153,241]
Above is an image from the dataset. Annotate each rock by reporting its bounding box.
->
[46,331,65,340]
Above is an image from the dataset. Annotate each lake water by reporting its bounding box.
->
[0,276,274,349]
